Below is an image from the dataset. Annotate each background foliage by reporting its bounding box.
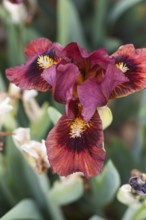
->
[1,0,146,219]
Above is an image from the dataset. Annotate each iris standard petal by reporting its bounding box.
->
[78,64,128,121]
[53,63,80,103]
[41,65,57,88]
[78,79,107,122]
[62,42,89,61]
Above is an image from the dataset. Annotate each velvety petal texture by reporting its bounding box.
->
[53,63,80,103]
[60,42,119,121]
[62,42,89,64]
[78,79,107,122]
[41,65,57,88]
[6,64,51,91]
[6,38,63,91]
[78,64,128,121]
[110,44,146,98]
[62,42,111,73]
[46,111,105,178]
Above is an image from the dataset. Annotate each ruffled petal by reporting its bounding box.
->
[78,64,128,121]
[24,38,53,58]
[62,42,89,70]
[46,111,105,178]
[89,48,111,69]
[62,42,89,59]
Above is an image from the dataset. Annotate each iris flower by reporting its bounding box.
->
[6,38,63,91]
[110,44,146,99]
[43,43,128,177]
[6,38,137,178]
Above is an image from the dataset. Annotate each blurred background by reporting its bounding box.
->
[1,0,146,220]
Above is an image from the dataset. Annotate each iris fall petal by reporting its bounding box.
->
[6,38,64,91]
[25,38,53,58]
[110,44,146,98]
[46,111,105,178]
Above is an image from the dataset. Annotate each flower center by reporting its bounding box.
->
[69,117,89,138]
[37,55,57,69]
[116,62,129,73]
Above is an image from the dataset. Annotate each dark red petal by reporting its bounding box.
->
[89,48,111,69]
[62,42,89,59]
[101,63,129,97]
[46,112,105,178]
[24,38,53,58]
[62,42,89,70]
[41,65,57,87]
[53,63,79,103]
[78,64,128,121]
[78,79,107,122]
[65,99,79,118]
[6,65,51,91]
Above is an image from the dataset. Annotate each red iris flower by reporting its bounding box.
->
[6,38,63,91]
[110,44,146,99]
[43,42,128,121]
[7,38,139,178]
[46,102,105,178]
[44,43,128,178]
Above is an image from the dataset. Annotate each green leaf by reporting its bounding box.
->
[0,5,8,21]
[6,23,25,66]
[90,160,120,207]
[109,0,145,25]
[30,103,52,141]
[57,0,87,47]
[0,154,16,206]
[3,113,17,131]
[48,106,62,125]
[5,138,64,220]
[49,175,84,205]
[103,37,122,52]
[134,205,146,220]
[122,204,146,220]
[92,0,109,46]
[1,199,43,220]
[0,172,16,206]
[0,72,6,91]
[106,138,137,183]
